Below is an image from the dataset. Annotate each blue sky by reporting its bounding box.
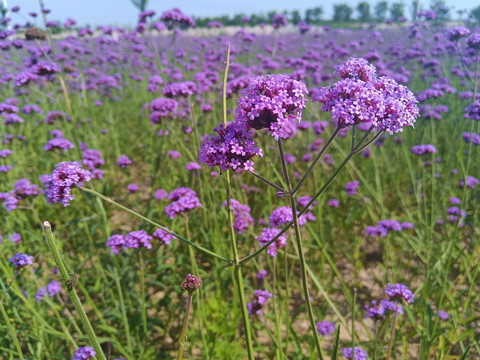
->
[5,0,479,27]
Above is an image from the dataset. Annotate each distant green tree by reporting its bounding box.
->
[130,0,148,12]
[290,10,302,25]
[390,2,405,21]
[267,10,277,23]
[470,5,480,23]
[357,2,371,21]
[333,4,354,22]
[410,0,419,22]
[431,0,450,21]
[305,7,323,23]
[374,1,389,21]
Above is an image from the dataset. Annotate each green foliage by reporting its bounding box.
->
[470,5,480,23]
[333,3,354,22]
[390,2,406,21]
[130,0,148,12]
[357,2,372,22]
[374,1,389,21]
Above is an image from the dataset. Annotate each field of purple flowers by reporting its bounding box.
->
[1,6,480,360]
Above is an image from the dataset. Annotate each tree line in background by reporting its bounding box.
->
[189,0,480,27]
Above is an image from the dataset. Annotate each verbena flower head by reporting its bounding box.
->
[314,58,419,134]
[345,180,360,196]
[411,144,438,155]
[272,14,287,29]
[316,320,335,336]
[153,227,174,245]
[467,34,480,50]
[447,26,470,42]
[9,253,33,268]
[149,97,178,124]
[161,8,195,29]
[256,227,287,257]
[236,74,308,140]
[247,289,273,318]
[199,120,263,172]
[385,283,415,304]
[117,155,132,168]
[222,199,254,234]
[43,162,92,206]
[165,187,202,219]
[72,346,96,360]
[269,206,307,227]
[341,346,368,360]
[182,274,201,295]
[464,100,480,121]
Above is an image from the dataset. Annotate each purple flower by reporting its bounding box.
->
[43,138,74,152]
[72,346,96,360]
[82,149,104,170]
[162,81,197,97]
[36,280,62,301]
[269,206,307,227]
[314,58,419,134]
[185,162,201,171]
[236,74,308,140]
[8,233,21,243]
[411,144,437,155]
[460,176,479,189]
[165,187,202,219]
[127,183,139,193]
[328,199,340,207]
[182,274,201,295]
[9,253,33,268]
[167,150,181,159]
[272,14,287,29]
[385,283,415,304]
[437,310,449,320]
[45,111,69,124]
[449,197,461,205]
[199,120,263,172]
[161,8,195,29]
[257,270,268,279]
[462,132,480,146]
[345,180,360,196]
[316,320,335,336]
[467,34,480,50]
[117,155,132,168]
[247,289,273,318]
[42,162,92,206]
[256,227,287,257]
[341,346,368,360]
[152,228,174,245]
[32,61,59,76]
[124,230,153,250]
[222,199,254,234]
[149,97,178,124]
[106,234,125,255]
[464,100,480,121]
[154,189,168,200]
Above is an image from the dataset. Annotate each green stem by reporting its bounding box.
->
[139,250,148,337]
[78,187,232,264]
[43,221,107,360]
[0,300,24,359]
[278,139,324,359]
[386,306,399,360]
[176,295,193,360]
[250,170,287,193]
[222,43,254,360]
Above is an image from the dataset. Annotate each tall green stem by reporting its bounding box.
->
[176,295,193,360]
[43,221,107,360]
[222,43,255,359]
[278,139,324,359]
[0,300,24,359]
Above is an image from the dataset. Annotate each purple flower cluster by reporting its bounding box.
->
[222,199,254,234]
[447,26,470,42]
[117,155,132,168]
[341,347,368,360]
[35,280,61,302]
[316,320,335,336]
[411,144,437,155]
[163,81,196,97]
[269,206,307,227]
[365,219,414,237]
[364,299,403,319]
[462,132,480,146]
[152,227,174,245]
[385,283,415,303]
[161,8,195,29]
[256,227,287,257]
[9,253,33,268]
[0,178,41,212]
[460,175,479,189]
[72,346,96,360]
[314,58,419,134]
[106,230,153,254]
[149,97,178,124]
[199,121,263,172]
[43,137,75,152]
[272,14,287,29]
[182,274,202,295]
[236,74,308,140]
[345,180,360,196]
[42,162,92,206]
[165,187,202,219]
[464,100,480,121]
[247,289,273,318]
